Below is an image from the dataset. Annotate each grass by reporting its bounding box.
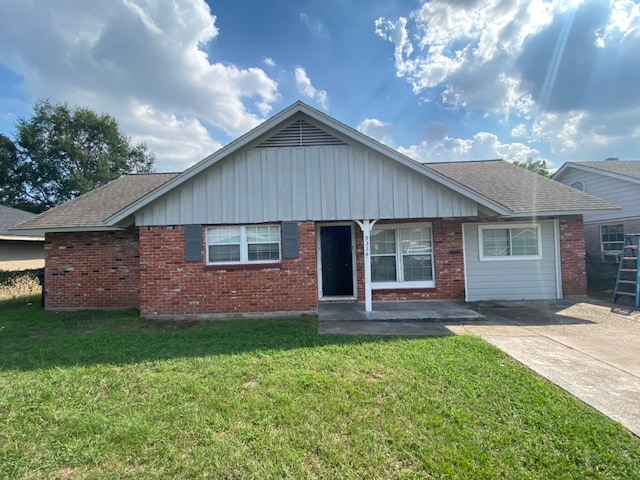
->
[1,299,639,479]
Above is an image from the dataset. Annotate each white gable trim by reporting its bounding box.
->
[106,102,511,226]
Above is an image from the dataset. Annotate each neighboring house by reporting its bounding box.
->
[0,205,44,271]
[552,160,640,287]
[12,102,616,317]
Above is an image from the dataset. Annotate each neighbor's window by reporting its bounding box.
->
[601,224,624,263]
[370,224,434,288]
[479,224,541,260]
[206,225,280,264]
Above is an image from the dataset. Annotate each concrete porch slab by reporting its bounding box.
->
[318,301,483,335]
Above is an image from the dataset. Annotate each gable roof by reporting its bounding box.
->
[427,160,617,216]
[10,103,621,232]
[552,161,640,185]
[0,205,44,240]
[106,101,513,225]
[11,173,178,232]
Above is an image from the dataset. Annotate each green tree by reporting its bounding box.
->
[0,133,23,208]
[1,100,154,213]
[513,157,551,178]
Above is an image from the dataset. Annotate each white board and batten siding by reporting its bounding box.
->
[558,169,640,224]
[463,221,561,301]
[135,145,478,226]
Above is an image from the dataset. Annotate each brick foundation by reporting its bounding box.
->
[44,229,140,309]
[138,222,318,317]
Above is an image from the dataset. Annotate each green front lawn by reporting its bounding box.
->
[1,298,639,479]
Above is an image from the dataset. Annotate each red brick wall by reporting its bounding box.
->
[43,216,586,313]
[559,215,587,296]
[138,222,318,317]
[44,229,140,309]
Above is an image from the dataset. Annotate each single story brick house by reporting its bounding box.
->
[13,102,616,318]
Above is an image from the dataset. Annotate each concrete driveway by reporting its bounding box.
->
[454,299,640,437]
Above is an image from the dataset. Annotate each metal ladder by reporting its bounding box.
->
[612,233,640,307]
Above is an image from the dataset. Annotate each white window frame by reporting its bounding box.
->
[600,223,624,263]
[206,225,281,265]
[371,223,435,290]
[478,223,542,261]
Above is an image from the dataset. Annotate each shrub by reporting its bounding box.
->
[0,268,43,301]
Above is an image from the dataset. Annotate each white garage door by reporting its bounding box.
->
[463,221,561,301]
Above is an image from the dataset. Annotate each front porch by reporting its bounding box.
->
[317,301,483,335]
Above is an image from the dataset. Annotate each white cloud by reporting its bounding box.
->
[377,0,640,166]
[597,0,640,46]
[511,123,528,138]
[294,66,328,110]
[263,57,276,67]
[127,103,222,172]
[375,0,558,103]
[0,0,280,171]
[357,118,394,145]
[530,108,640,163]
[399,131,543,165]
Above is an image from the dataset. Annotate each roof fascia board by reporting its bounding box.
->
[552,162,640,185]
[10,226,126,234]
[107,102,511,225]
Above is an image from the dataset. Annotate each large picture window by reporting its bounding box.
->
[370,224,434,288]
[206,225,280,264]
[479,224,541,260]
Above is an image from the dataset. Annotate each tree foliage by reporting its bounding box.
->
[513,157,551,178]
[0,100,154,213]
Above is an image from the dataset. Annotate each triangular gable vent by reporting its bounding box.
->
[256,119,347,148]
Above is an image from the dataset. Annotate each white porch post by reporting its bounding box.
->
[355,219,378,312]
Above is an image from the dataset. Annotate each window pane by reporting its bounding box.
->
[248,243,280,261]
[601,225,624,251]
[209,244,240,262]
[371,229,396,255]
[400,227,432,254]
[372,256,397,282]
[207,227,241,244]
[247,225,280,243]
[511,228,538,256]
[483,229,510,256]
[402,255,433,281]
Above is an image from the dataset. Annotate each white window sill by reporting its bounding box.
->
[479,255,542,262]
[372,281,435,290]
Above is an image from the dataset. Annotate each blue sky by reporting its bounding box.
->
[0,0,638,172]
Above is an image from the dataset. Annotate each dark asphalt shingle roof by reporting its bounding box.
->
[0,205,42,238]
[425,159,617,214]
[12,173,178,231]
[571,161,640,181]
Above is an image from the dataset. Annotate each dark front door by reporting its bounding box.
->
[320,226,354,297]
